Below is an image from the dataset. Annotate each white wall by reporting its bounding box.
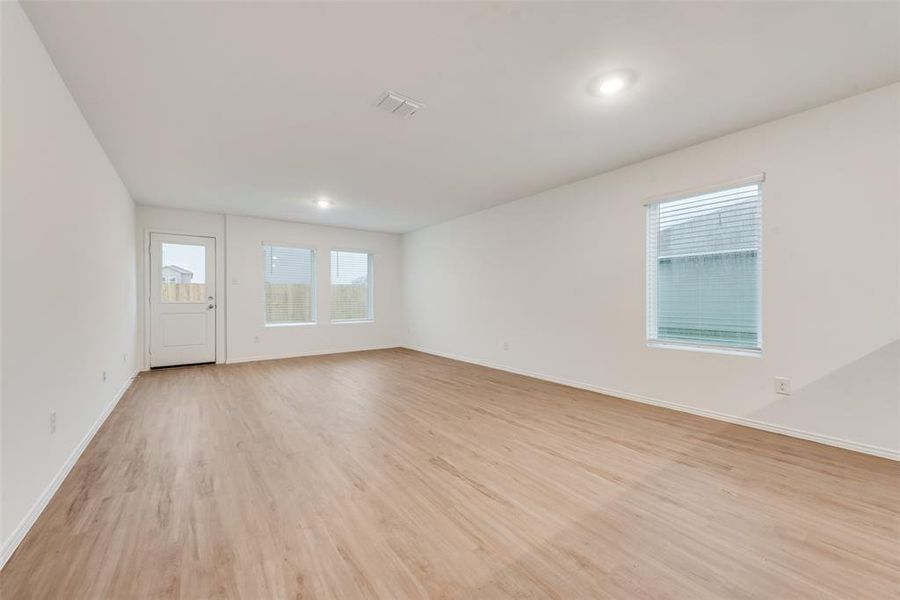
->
[135,208,403,366]
[403,84,900,458]
[1,0,138,564]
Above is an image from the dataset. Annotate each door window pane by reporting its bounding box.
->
[161,243,207,302]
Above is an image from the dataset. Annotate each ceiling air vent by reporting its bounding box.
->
[376,91,424,118]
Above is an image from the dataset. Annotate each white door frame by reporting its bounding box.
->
[149,233,216,366]
[142,227,226,370]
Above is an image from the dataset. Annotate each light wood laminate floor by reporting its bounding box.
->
[2,349,898,599]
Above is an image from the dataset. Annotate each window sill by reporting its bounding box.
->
[265,322,316,328]
[647,340,761,357]
[331,319,374,325]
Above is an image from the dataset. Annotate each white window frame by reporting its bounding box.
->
[645,174,764,356]
[262,243,317,327]
[330,249,374,324]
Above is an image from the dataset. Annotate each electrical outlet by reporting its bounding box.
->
[102,370,107,383]
[502,341,509,351]
[50,410,57,434]
[774,377,791,395]
[254,335,260,343]
[122,352,127,363]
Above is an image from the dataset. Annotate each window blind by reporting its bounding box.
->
[264,245,315,324]
[330,250,373,322]
[647,181,762,351]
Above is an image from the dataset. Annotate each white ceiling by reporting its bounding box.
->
[22,1,900,233]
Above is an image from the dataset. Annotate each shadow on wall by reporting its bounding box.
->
[753,339,900,455]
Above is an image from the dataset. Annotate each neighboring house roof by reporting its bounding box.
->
[162,264,193,275]
[659,201,759,257]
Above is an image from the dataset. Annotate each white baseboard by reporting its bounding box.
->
[225,344,400,365]
[404,346,900,462]
[0,370,139,569]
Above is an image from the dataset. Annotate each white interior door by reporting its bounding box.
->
[149,233,216,367]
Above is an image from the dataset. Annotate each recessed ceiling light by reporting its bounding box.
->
[588,71,634,97]
[315,197,332,209]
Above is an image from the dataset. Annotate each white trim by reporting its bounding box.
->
[403,346,899,462]
[642,172,765,206]
[330,246,376,256]
[0,371,139,569]
[261,240,317,251]
[225,344,399,364]
[647,341,762,357]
